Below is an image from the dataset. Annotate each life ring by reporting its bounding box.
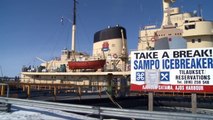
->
[151,37,156,42]
[113,54,118,58]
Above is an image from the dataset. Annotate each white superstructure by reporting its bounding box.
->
[138,0,213,50]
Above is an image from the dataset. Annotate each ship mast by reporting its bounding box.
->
[71,0,77,53]
[161,0,176,27]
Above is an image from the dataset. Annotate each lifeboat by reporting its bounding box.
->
[68,59,106,70]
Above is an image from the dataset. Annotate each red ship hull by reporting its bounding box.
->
[68,59,106,70]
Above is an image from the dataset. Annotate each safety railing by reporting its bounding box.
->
[0,97,213,120]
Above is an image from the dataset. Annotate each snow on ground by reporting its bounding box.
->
[0,105,98,120]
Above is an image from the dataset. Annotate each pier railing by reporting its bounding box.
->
[0,97,213,120]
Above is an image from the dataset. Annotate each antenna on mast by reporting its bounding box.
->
[0,65,3,77]
[73,0,77,25]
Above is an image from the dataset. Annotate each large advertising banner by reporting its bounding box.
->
[130,48,213,93]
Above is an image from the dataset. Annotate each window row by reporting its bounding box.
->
[191,38,201,43]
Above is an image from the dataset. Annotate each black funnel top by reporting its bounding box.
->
[94,26,127,43]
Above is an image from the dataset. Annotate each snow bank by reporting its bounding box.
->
[0,105,98,120]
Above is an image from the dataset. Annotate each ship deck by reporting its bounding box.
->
[21,71,131,76]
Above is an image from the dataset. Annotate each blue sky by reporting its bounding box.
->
[0,0,213,77]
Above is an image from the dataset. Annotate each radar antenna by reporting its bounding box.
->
[198,4,203,17]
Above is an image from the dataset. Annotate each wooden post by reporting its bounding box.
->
[148,92,154,111]
[54,86,57,101]
[78,86,81,100]
[1,85,5,96]
[27,85,31,98]
[99,86,102,98]
[191,93,197,114]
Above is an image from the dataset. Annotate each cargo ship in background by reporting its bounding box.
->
[19,0,213,99]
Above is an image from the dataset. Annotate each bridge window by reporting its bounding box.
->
[185,25,195,30]
[198,38,201,42]
[192,39,195,43]
[34,75,40,79]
